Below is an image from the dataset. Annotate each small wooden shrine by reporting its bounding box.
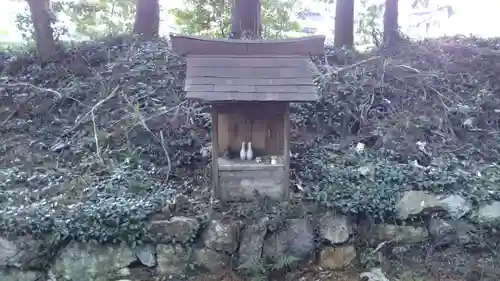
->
[170,34,325,202]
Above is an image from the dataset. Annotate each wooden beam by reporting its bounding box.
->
[211,107,220,199]
[186,77,314,86]
[186,92,317,102]
[187,56,309,68]
[186,65,313,78]
[186,85,315,93]
[283,103,291,200]
[170,34,326,56]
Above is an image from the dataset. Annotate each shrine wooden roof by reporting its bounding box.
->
[170,34,325,102]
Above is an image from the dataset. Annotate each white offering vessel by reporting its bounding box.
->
[246,141,254,160]
[270,156,278,165]
[240,141,247,160]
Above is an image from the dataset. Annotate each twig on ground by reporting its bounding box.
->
[2,108,20,126]
[313,56,381,87]
[1,82,65,126]
[91,109,104,164]
[0,82,62,98]
[335,56,381,73]
[394,64,421,74]
[142,100,199,126]
[60,84,120,138]
[120,93,172,183]
[122,93,154,137]
[160,131,172,183]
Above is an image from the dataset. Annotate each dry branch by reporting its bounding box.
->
[60,85,120,138]
[0,82,62,98]
[1,81,65,125]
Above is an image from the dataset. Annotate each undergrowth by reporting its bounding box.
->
[299,146,500,221]
[1,34,500,258]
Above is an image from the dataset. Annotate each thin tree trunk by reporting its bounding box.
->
[229,0,261,39]
[133,0,160,38]
[383,0,399,46]
[26,0,57,61]
[334,0,355,48]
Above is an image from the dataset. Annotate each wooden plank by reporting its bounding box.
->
[218,168,285,202]
[186,77,314,86]
[218,105,266,156]
[263,112,284,155]
[213,103,285,156]
[186,84,315,93]
[216,107,231,154]
[211,109,220,199]
[187,57,310,68]
[186,92,317,102]
[215,102,286,114]
[250,117,266,156]
[171,34,247,56]
[187,65,313,78]
[246,38,325,56]
[231,112,249,154]
[218,158,285,171]
[170,34,326,56]
[283,103,291,199]
[215,85,314,94]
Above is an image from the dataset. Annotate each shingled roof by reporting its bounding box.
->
[170,34,325,102]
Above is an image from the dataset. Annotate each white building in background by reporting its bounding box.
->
[290,0,335,39]
[295,9,334,38]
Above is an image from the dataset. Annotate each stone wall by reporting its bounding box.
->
[1,190,499,281]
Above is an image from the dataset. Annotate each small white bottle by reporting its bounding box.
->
[246,142,254,160]
[271,156,278,165]
[240,141,247,160]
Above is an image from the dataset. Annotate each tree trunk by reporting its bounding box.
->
[334,0,355,48]
[229,0,261,39]
[133,0,160,38]
[26,0,57,61]
[383,0,399,46]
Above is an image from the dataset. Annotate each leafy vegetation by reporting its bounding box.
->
[294,39,500,221]
[2,34,500,252]
[2,2,499,279]
[0,37,208,250]
[300,147,500,221]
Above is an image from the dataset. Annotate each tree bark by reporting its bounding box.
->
[26,0,57,61]
[334,0,355,48]
[229,0,261,39]
[133,0,160,38]
[383,0,399,46]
